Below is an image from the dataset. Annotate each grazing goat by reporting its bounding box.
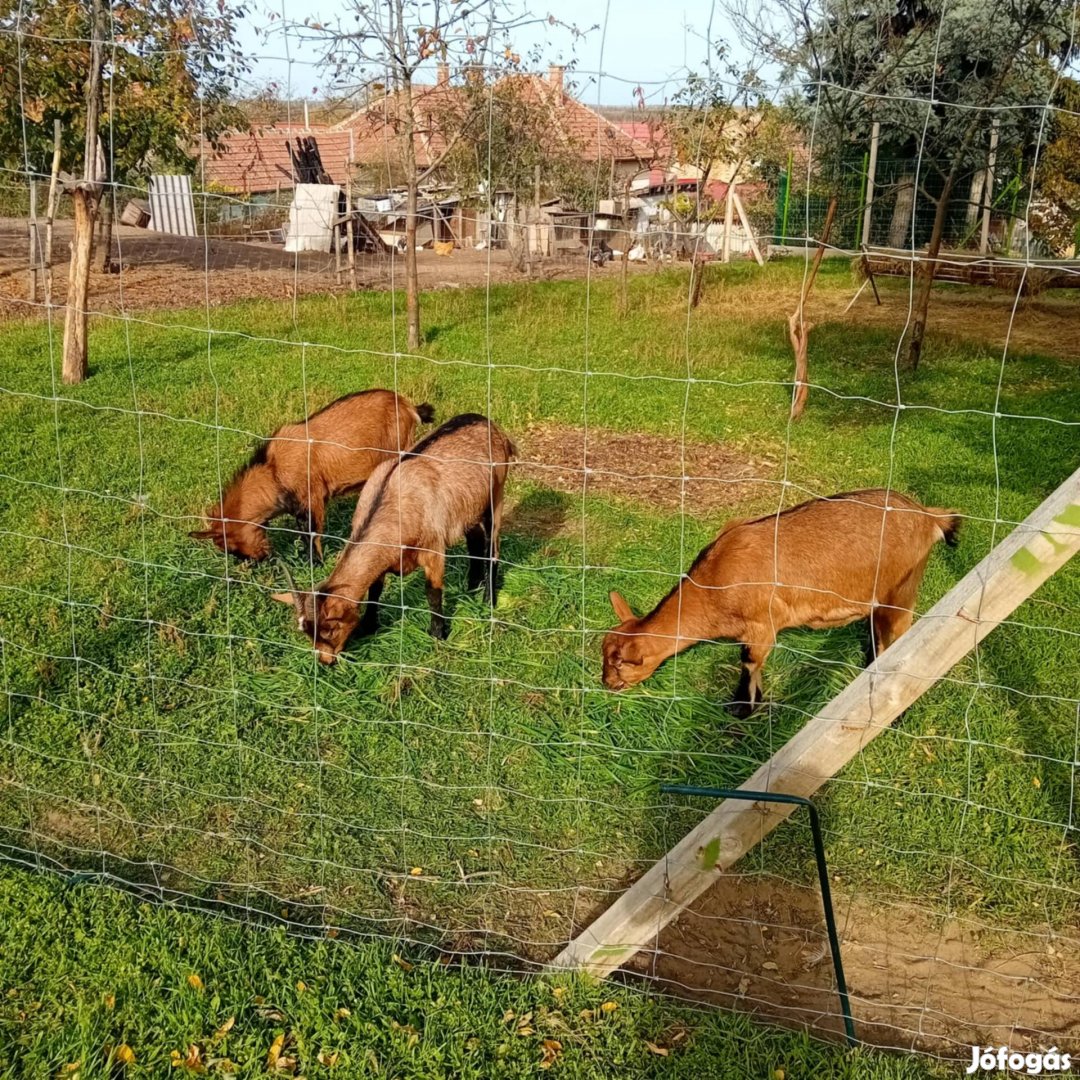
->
[190,390,434,562]
[273,413,515,663]
[602,489,959,716]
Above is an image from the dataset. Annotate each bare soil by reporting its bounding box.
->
[0,217,642,318]
[515,425,782,519]
[697,257,1080,363]
[624,873,1080,1059]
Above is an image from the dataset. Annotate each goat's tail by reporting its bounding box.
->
[415,402,436,424]
[931,508,962,548]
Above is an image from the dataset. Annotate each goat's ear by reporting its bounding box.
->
[609,590,635,622]
[270,592,295,605]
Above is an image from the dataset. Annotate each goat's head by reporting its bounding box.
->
[601,591,665,690]
[271,564,359,664]
[190,505,272,562]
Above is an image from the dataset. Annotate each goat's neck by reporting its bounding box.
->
[325,539,399,602]
[640,575,741,654]
[222,464,281,526]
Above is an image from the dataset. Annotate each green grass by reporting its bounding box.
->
[0,862,948,1078]
[0,259,1078,963]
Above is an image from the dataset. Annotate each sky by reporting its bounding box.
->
[235,1,729,107]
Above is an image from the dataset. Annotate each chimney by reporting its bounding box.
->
[436,62,450,86]
[548,64,564,94]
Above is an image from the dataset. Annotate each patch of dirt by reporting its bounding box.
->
[0,217,649,319]
[699,258,1080,363]
[515,425,782,518]
[624,873,1080,1058]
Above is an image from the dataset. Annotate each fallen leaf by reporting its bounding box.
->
[296,981,307,993]
[539,1039,562,1069]
[409,867,423,876]
[103,994,115,1010]
[502,1009,516,1023]
[317,1050,340,1068]
[737,976,750,997]
[551,986,567,1001]
[60,1064,81,1075]
[762,962,779,972]
[266,1035,285,1070]
[645,1041,669,1056]
[774,1070,786,1080]
[333,1007,351,1021]
[392,954,413,973]
[112,1044,136,1066]
[579,1009,595,1021]
[212,1016,235,1040]
[187,973,204,992]
[170,1044,206,1073]
[600,1001,618,1014]
[1033,776,1042,788]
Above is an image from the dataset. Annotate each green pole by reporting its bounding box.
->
[781,150,793,243]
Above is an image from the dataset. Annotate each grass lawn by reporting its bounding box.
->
[0,862,949,1078]
[0,259,1077,969]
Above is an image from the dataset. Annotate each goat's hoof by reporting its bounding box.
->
[429,620,449,641]
[728,699,758,720]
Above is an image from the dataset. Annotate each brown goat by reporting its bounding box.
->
[602,489,959,716]
[190,390,434,562]
[273,413,515,663]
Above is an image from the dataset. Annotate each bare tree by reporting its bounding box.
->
[297,2,555,351]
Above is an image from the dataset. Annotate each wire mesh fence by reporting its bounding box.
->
[1,0,1080,1069]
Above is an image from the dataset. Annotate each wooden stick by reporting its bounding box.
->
[552,465,1080,978]
[799,195,837,313]
[28,179,39,304]
[731,188,763,267]
[44,118,62,308]
[721,182,735,263]
[860,243,882,305]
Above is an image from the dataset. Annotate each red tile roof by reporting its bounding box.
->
[201,73,654,193]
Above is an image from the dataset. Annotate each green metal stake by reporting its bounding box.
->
[660,783,857,1048]
[781,150,793,243]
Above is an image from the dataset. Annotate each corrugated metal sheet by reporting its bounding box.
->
[148,174,197,237]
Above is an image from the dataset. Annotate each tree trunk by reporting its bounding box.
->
[63,189,95,384]
[405,180,420,350]
[100,189,114,272]
[61,0,103,385]
[887,173,916,248]
[907,172,958,371]
[965,169,985,231]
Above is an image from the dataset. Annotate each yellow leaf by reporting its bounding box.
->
[187,973,204,992]
[502,1009,516,1023]
[296,981,307,993]
[539,1039,562,1069]
[409,867,423,876]
[392,954,413,973]
[103,993,115,1010]
[113,1044,136,1065]
[266,1034,285,1070]
[645,1041,669,1056]
[213,1016,235,1040]
[551,986,567,1001]
[600,1001,619,1014]
[774,1071,786,1080]
[1033,776,1042,788]
[317,1050,340,1067]
[334,1007,351,1021]
[60,1065,81,1076]
[579,1009,595,1021]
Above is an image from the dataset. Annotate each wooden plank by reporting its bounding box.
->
[731,189,764,267]
[552,467,1080,977]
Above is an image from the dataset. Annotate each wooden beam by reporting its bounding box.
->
[552,467,1080,977]
[731,189,764,267]
[861,121,880,249]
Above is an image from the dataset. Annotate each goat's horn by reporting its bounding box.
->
[276,559,305,615]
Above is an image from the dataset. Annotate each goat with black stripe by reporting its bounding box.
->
[274,414,515,663]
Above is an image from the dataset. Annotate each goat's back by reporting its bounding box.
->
[352,414,514,549]
[266,390,421,492]
[694,489,956,607]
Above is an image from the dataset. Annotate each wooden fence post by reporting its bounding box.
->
[861,121,880,249]
[979,118,1000,257]
[552,466,1080,977]
[44,119,62,309]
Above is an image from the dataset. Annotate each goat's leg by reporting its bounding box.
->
[358,575,385,636]
[465,524,489,592]
[730,635,774,719]
[418,550,448,640]
[867,602,914,665]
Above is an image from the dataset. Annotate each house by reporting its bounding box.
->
[201,66,651,198]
